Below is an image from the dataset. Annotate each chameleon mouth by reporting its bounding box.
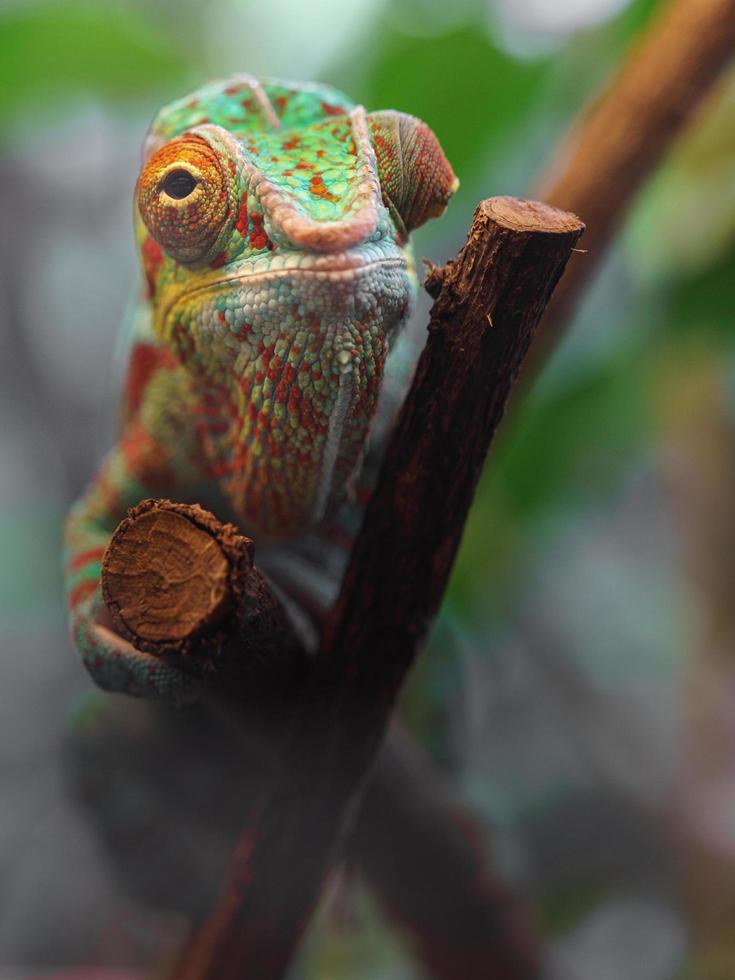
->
[163,254,408,328]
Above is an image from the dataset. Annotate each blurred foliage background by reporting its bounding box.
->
[2,0,735,977]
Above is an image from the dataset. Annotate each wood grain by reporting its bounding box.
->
[103,507,231,644]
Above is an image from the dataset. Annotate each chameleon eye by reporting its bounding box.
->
[136,135,234,265]
[367,111,458,233]
[161,168,198,200]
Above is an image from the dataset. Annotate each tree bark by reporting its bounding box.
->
[102,497,540,979]
[168,197,583,979]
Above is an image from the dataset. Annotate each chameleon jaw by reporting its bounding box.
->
[160,253,409,333]
[156,248,415,540]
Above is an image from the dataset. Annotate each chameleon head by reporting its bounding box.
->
[135,77,457,539]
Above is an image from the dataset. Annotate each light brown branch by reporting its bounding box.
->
[528,0,735,367]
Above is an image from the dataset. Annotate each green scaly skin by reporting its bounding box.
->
[63,75,457,704]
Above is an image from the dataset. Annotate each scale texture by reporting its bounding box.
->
[63,74,457,702]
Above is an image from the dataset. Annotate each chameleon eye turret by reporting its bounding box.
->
[368,111,459,234]
[136,134,235,265]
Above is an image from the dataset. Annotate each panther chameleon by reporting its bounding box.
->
[63,74,458,705]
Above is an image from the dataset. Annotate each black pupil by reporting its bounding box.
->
[163,169,197,199]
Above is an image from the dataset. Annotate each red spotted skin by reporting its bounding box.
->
[63,75,456,701]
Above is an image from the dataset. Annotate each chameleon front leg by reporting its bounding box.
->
[64,412,202,704]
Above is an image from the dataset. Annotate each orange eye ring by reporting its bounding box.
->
[136,135,234,265]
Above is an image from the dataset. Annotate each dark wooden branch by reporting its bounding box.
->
[527,0,735,369]
[168,197,583,979]
[358,727,540,979]
[102,498,304,693]
[102,497,540,979]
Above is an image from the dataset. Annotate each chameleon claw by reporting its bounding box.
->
[71,591,200,706]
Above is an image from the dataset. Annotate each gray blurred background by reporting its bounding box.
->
[3,0,735,976]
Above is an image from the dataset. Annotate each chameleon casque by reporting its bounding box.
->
[64,75,457,705]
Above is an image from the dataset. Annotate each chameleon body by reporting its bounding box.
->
[64,75,457,704]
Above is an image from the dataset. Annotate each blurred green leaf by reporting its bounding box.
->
[0,3,188,127]
[612,0,665,38]
[538,879,611,935]
[356,24,551,177]
[494,354,650,518]
[658,246,735,341]
[447,351,651,615]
